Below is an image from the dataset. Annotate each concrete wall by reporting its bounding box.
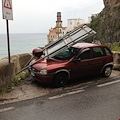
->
[0,53,32,91]
[113,51,120,70]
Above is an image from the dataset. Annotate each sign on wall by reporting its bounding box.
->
[2,0,13,20]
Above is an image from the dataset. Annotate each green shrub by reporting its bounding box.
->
[0,71,29,95]
[103,42,120,51]
[88,13,103,32]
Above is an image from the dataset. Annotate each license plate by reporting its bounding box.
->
[31,71,35,76]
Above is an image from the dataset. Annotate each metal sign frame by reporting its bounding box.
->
[16,24,96,75]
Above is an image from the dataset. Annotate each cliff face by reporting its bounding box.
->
[103,0,119,7]
[103,0,120,7]
[90,0,120,43]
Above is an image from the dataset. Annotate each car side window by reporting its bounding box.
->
[92,47,104,58]
[78,48,90,60]
[104,47,111,56]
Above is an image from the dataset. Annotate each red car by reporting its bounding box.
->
[29,43,113,87]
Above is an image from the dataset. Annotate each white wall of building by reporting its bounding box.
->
[48,18,85,43]
[67,19,85,31]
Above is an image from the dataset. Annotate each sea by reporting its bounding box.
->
[0,33,48,59]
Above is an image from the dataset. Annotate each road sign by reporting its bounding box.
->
[2,0,13,20]
[2,0,13,83]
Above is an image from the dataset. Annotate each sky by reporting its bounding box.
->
[0,0,104,34]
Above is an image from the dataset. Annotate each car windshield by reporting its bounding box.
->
[52,47,79,61]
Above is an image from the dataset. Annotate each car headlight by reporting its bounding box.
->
[40,69,47,75]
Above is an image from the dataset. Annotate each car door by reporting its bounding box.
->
[71,48,92,79]
[89,47,106,74]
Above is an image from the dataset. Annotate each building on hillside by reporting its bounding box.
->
[88,13,99,23]
[67,19,85,31]
[55,12,63,38]
[47,28,57,42]
[47,12,85,43]
[47,12,64,43]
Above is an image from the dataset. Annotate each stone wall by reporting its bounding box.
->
[113,51,120,70]
[0,53,32,91]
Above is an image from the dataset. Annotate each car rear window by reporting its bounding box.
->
[104,47,111,56]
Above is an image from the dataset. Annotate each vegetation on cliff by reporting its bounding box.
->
[88,0,120,44]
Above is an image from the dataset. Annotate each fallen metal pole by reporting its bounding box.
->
[23,56,35,68]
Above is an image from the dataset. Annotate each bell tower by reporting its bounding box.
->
[56,12,62,38]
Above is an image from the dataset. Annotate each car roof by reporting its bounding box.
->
[72,43,103,49]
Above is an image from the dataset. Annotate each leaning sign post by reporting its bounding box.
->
[2,0,13,83]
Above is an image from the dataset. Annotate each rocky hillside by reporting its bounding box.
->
[89,0,120,43]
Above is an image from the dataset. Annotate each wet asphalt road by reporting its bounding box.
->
[0,75,120,120]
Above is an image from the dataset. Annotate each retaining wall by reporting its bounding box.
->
[0,53,32,91]
[113,51,120,70]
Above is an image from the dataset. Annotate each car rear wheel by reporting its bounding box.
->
[102,66,112,77]
[54,72,68,87]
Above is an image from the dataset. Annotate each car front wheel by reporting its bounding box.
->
[102,66,112,77]
[54,72,68,87]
